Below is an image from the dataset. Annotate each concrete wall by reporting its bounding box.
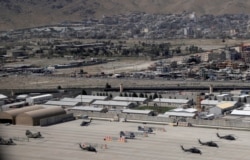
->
[187,118,250,128]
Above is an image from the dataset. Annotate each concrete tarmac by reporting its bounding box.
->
[0,120,250,160]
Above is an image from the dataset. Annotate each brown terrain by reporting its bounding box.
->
[1,0,250,30]
[1,38,250,90]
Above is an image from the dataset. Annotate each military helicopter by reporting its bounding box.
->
[138,126,153,133]
[0,136,16,145]
[120,131,135,139]
[25,130,42,138]
[181,145,202,155]
[198,139,219,147]
[80,119,92,126]
[79,143,97,153]
[216,133,236,140]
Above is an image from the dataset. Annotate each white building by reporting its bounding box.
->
[68,106,108,114]
[208,101,238,116]
[92,100,134,109]
[153,98,192,107]
[231,110,250,116]
[158,108,197,118]
[0,94,7,106]
[44,100,80,109]
[230,104,250,116]
[201,99,219,109]
[232,95,249,103]
[216,94,231,101]
[60,97,94,105]
[75,95,108,100]
[113,96,148,104]
[26,94,53,105]
[122,109,154,116]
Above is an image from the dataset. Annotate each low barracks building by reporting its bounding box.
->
[153,98,192,107]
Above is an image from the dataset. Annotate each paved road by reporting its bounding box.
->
[1,120,250,160]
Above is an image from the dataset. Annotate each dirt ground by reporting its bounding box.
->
[2,38,250,90]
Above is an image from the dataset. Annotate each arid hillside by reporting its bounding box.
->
[0,0,250,31]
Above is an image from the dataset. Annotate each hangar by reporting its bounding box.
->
[0,106,44,124]
[15,107,66,126]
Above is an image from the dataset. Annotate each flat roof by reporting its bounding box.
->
[29,94,53,99]
[217,94,229,97]
[92,100,132,107]
[217,101,237,109]
[231,110,250,116]
[60,98,93,103]
[16,94,29,99]
[1,101,27,110]
[201,100,219,105]
[162,112,196,117]
[153,98,190,104]
[45,100,79,106]
[122,109,153,114]
[37,105,62,108]
[233,95,250,98]
[243,106,250,111]
[0,94,7,100]
[70,106,104,112]
[113,96,147,102]
[75,95,108,100]
[171,108,197,113]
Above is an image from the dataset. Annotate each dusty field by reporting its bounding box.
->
[2,38,250,90]
[1,120,250,160]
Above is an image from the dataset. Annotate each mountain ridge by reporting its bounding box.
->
[0,0,250,31]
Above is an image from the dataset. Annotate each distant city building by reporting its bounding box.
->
[241,43,250,63]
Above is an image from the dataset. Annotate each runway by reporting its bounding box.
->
[1,120,250,160]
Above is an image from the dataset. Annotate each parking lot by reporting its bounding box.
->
[1,120,250,160]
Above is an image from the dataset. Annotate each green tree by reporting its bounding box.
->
[139,93,144,98]
[81,89,87,95]
[132,92,138,97]
[149,95,153,100]
[153,93,158,99]
[105,83,111,88]
[109,94,113,99]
